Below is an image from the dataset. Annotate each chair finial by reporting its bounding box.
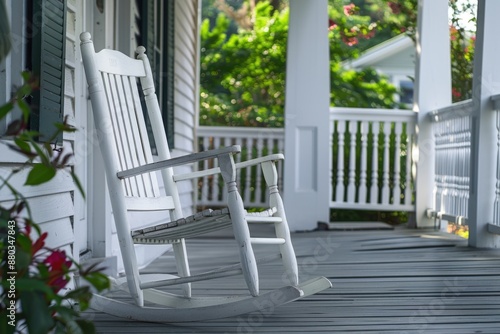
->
[80,32,92,43]
[136,46,146,56]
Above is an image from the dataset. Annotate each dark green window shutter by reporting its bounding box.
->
[30,0,67,144]
[162,0,175,148]
[138,0,175,149]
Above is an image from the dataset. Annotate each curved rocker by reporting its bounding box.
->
[80,31,332,322]
[90,277,332,323]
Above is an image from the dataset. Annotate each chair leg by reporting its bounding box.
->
[262,161,299,286]
[219,153,259,296]
[227,189,259,296]
[172,239,192,297]
[270,191,299,286]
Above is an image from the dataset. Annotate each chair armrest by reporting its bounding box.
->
[235,153,284,169]
[173,153,284,182]
[116,145,241,179]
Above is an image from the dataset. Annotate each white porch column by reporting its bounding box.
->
[284,0,330,231]
[89,0,115,258]
[413,0,451,228]
[468,0,500,248]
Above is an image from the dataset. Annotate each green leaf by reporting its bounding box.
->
[15,249,32,271]
[0,310,16,334]
[28,140,50,165]
[21,71,31,82]
[25,163,57,186]
[14,138,32,154]
[75,319,96,334]
[83,272,110,292]
[64,286,91,301]
[20,291,55,334]
[71,170,86,199]
[17,99,31,122]
[16,278,54,295]
[0,101,13,120]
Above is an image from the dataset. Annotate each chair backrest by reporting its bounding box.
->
[80,32,181,216]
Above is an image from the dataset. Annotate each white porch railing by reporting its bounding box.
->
[198,107,417,212]
[428,100,472,225]
[491,95,500,231]
[330,108,416,211]
[196,126,285,208]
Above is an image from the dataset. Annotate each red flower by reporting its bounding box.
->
[343,3,356,16]
[47,275,69,293]
[452,88,461,98]
[32,232,48,255]
[44,250,72,292]
[44,250,72,272]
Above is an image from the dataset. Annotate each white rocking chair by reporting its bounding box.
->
[80,32,331,322]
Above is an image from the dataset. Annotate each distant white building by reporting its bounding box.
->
[343,34,416,106]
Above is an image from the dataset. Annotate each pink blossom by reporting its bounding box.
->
[342,35,358,46]
[343,3,356,16]
[328,18,338,31]
[388,2,401,14]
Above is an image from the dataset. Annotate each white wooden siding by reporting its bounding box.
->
[0,1,81,263]
[172,0,199,216]
[0,166,75,255]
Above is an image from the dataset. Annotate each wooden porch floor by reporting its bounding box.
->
[86,225,500,333]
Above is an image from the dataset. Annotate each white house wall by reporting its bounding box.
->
[101,0,201,272]
[0,0,82,263]
[172,0,199,217]
[0,0,201,274]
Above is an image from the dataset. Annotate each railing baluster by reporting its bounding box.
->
[244,137,253,206]
[404,123,413,206]
[381,122,391,204]
[347,121,357,203]
[370,122,380,204]
[359,121,368,204]
[255,138,264,206]
[329,119,335,203]
[495,109,500,226]
[336,121,346,203]
[213,137,221,204]
[393,122,402,205]
[434,121,443,214]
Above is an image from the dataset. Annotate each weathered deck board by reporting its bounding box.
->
[86,226,500,333]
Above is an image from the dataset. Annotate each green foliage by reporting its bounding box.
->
[0,73,109,334]
[370,0,477,102]
[200,2,288,127]
[449,0,476,102]
[200,0,399,128]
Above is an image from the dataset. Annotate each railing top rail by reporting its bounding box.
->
[197,125,284,139]
[330,107,417,122]
[428,99,473,122]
